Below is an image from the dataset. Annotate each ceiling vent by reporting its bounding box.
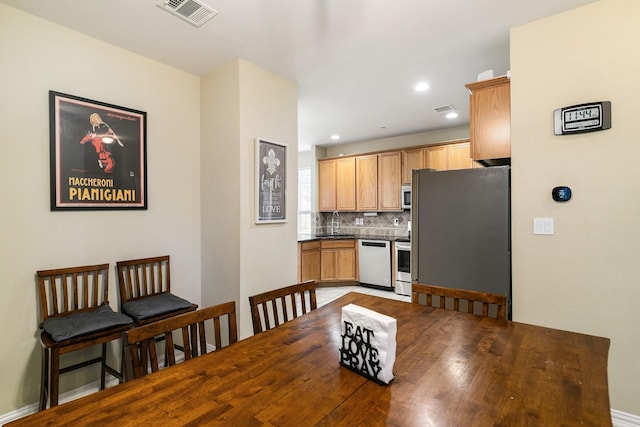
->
[157,0,218,27]
[434,105,455,114]
[434,104,459,119]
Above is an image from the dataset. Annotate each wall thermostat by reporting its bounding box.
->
[553,101,611,135]
[552,186,572,202]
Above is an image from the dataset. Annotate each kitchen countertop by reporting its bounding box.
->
[297,233,409,243]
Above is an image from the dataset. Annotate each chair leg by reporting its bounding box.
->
[164,339,169,368]
[39,347,50,411]
[119,343,126,383]
[100,343,107,390]
[50,349,60,407]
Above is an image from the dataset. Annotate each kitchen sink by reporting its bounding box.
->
[316,234,356,239]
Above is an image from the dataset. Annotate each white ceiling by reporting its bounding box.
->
[2,0,598,151]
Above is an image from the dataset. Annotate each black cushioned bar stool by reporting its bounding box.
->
[37,263,133,410]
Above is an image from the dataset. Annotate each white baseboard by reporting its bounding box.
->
[613,409,640,427]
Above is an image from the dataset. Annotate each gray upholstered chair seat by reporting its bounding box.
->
[42,304,133,342]
[122,293,193,322]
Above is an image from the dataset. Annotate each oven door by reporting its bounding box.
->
[395,242,411,283]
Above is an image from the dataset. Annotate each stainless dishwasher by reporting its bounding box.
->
[358,239,392,289]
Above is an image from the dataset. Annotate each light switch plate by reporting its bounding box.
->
[533,217,554,235]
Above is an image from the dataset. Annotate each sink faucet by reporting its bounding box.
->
[331,211,340,235]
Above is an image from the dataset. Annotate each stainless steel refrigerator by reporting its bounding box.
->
[411,166,511,317]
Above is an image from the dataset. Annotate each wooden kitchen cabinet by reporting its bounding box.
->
[318,159,337,212]
[402,148,424,184]
[377,151,402,211]
[298,241,321,283]
[447,142,473,170]
[424,145,448,171]
[336,157,356,211]
[465,76,511,162]
[356,154,377,211]
[318,141,473,213]
[318,157,356,212]
[320,239,358,283]
[424,141,473,171]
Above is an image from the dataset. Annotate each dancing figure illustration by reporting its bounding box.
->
[79,113,123,173]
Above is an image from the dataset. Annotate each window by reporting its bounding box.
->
[297,167,312,235]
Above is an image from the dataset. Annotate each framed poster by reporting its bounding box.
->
[49,91,147,210]
[255,138,286,223]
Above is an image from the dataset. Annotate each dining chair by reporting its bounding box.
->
[412,283,508,320]
[123,301,238,379]
[36,263,134,410]
[248,280,317,334]
[116,255,197,325]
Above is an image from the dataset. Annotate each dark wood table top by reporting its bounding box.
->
[9,292,611,426]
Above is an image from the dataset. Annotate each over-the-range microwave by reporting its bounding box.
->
[401,185,411,209]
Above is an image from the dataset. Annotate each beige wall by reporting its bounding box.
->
[200,61,242,322]
[511,0,640,414]
[237,59,299,339]
[0,4,202,413]
[201,59,298,339]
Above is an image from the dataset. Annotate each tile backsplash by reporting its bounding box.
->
[315,211,411,238]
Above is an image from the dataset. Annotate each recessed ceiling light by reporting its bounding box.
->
[446,112,459,119]
[414,82,430,92]
[330,134,340,140]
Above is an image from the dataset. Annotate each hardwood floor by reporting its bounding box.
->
[316,285,410,307]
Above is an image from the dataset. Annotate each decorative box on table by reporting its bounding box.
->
[339,304,397,385]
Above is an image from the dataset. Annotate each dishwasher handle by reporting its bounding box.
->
[360,241,387,248]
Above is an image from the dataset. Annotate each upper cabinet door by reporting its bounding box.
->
[402,148,425,185]
[356,154,378,211]
[336,157,356,211]
[466,76,511,162]
[378,151,402,211]
[424,145,448,171]
[317,159,337,212]
[447,142,473,170]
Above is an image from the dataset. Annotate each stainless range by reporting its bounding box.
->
[394,239,411,295]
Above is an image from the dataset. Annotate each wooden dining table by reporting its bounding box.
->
[9,292,611,426]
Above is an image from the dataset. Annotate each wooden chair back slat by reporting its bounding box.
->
[181,326,192,361]
[248,281,317,335]
[70,272,77,310]
[211,318,220,354]
[412,283,508,320]
[83,271,89,308]
[290,295,298,320]
[124,302,238,379]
